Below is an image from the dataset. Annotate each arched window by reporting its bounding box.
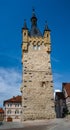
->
[24,32,26,36]
[7,110,11,114]
[33,45,40,50]
[33,45,37,50]
[15,109,19,114]
[37,45,40,50]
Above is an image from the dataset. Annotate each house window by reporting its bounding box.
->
[10,103,12,107]
[15,109,19,114]
[7,110,11,114]
[15,104,19,107]
[8,104,12,107]
[17,104,19,107]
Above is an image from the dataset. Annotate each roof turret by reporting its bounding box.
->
[22,19,28,30]
[30,9,42,37]
[44,21,50,31]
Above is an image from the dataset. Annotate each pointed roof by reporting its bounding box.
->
[31,8,37,19]
[44,21,50,31]
[30,9,42,37]
[31,9,37,26]
[22,19,28,30]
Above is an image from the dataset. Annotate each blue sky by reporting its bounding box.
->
[0,0,70,107]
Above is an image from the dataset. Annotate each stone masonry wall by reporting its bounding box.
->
[21,49,55,121]
[21,27,56,121]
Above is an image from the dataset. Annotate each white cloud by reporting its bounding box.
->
[0,67,22,107]
[0,67,63,107]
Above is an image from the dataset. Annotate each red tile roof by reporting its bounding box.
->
[0,108,4,113]
[3,95,22,105]
[63,83,70,97]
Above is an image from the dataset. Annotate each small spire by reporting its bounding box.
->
[44,21,50,31]
[23,19,28,29]
[31,8,37,27]
[30,9,42,37]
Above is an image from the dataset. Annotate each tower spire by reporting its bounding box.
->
[44,21,50,31]
[23,19,28,29]
[31,9,37,27]
[30,9,42,37]
[32,8,36,17]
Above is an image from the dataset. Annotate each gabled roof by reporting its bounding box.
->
[63,83,70,97]
[0,108,4,113]
[3,95,22,105]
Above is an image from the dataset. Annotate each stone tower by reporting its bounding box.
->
[21,10,55,121]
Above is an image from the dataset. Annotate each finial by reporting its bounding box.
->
[45,21,47,25]
[32,6,35,12]
[32,8,35,12]
[32,7,36,17]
